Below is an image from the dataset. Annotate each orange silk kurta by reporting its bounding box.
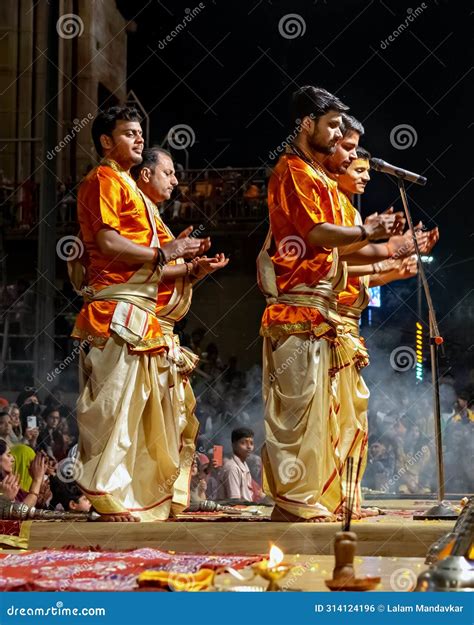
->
[71,161,168,351]
[261,153,342,337]
[337,192,363,308]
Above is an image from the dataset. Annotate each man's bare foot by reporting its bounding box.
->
[96,513,140,522]
[271,505,335,522]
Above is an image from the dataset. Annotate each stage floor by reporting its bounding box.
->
[214,554,427,592]
[13,500,455,558]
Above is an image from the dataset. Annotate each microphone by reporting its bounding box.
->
[369,158,427,186]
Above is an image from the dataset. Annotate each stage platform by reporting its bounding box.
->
[15,500,456,558]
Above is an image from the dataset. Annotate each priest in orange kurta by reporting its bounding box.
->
[70,107,210,521]
[257,86,403,522]
[258,150,345,521]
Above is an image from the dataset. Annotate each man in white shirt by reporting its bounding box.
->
[222,428,255,501]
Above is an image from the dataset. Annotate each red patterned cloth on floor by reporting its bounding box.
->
[0,547,261,591]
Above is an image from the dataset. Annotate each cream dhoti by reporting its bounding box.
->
[258,226,345,518]
[262,330,343,518]
[332,288,370,515]
[72,221,198,520]
[77,328,198,521]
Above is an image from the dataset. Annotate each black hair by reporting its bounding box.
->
[0,439,7,481]
[231,427,254,443]
[290,85,348,126]
[49,477,84,510]
[355,146,371,160]
[130,146,173,180]
[42,405,61,420]
[91,106,141,156]
[16,388,37,407]
[340,113,365,137]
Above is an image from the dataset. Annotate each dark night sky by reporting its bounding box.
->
[116,0,473,314]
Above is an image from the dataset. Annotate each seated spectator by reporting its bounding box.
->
[49,478,91,513]
[390,417,408,448]
[8,404,22,445]
[44,386,74,422]
[0,411,12,444]
[58,417,76,451]
[449,392,474,426]
[363,436,396,492]
[189,454,207,504]
[398,425,432,494]
[200,343,224,379]
[190,327,206,358]
[19,402,41,449]
[37,406,67,461]
[204,449,225,501]
[246,452,264,503]
[444,392,474,459]
[444,427,467,493]
[459,433,474,493]
[10,444,36,492]
[0,439,49,507]
[197,388,228,440]
[16,388,40,409]
[221,427,255,502]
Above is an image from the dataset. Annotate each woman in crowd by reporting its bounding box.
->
[0,439,50,507]
[8,404,22,445]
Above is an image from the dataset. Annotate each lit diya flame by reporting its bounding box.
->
[268,544,284,568]
[252,544,292,591]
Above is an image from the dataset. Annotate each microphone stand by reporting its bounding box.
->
[396,179,457,520]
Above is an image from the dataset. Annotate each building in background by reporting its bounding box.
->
[0,0,130,190]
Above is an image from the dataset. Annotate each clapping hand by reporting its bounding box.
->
[0,473,20,501]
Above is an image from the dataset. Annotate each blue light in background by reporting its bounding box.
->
[368,285,381,308]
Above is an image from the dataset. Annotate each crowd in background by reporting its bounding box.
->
[0,168,269,232]
[364,376,474,495]
[0,387,89,514]
[0,323,473,512]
